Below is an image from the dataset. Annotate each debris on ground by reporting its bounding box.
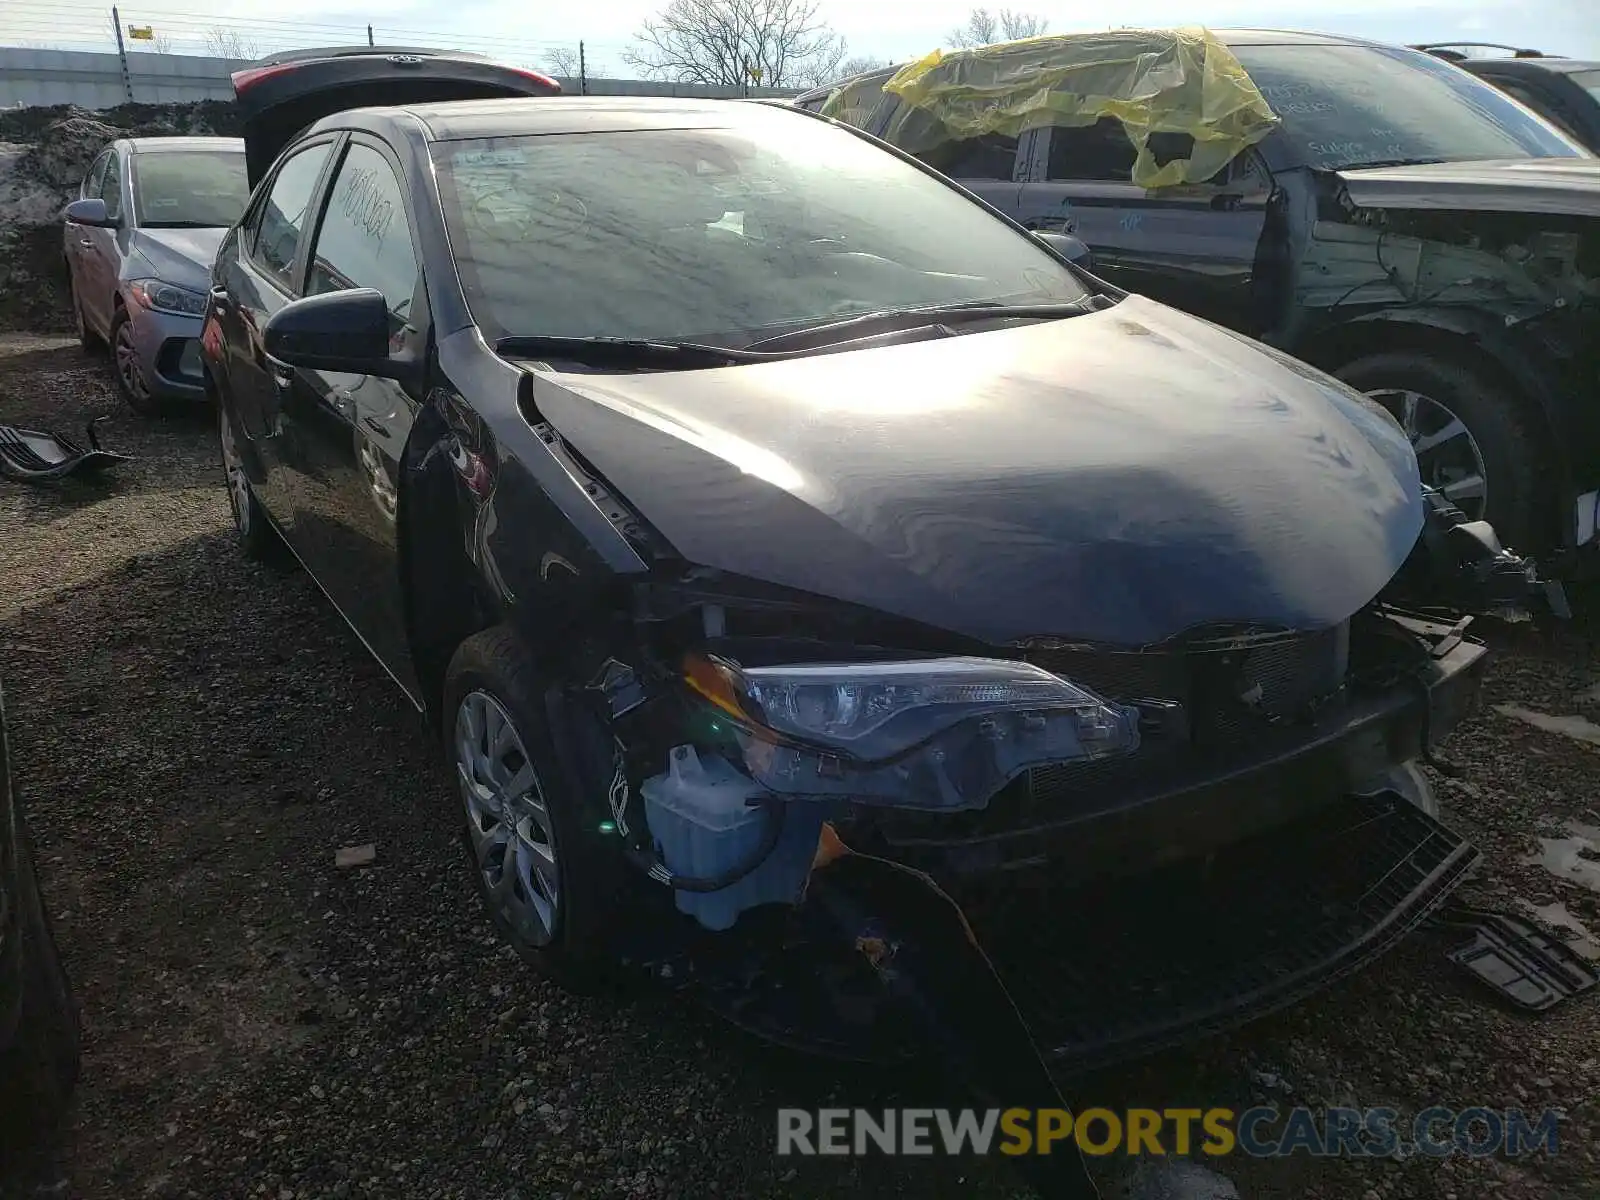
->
[334,844,377,870]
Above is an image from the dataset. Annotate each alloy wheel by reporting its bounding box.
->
[113,320,151,404]
[454,690,560,946]
[219,406,252,537]
[1366,388,1489,521]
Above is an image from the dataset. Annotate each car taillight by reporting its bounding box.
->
[230,62,300,91]
[508,66,562,93]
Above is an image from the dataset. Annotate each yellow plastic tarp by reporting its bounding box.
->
[831,28,1280,189]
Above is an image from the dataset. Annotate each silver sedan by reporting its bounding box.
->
[63,136,248,415]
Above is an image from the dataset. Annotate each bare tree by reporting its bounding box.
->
[203,27,261,60]
[542,46,606,79]
[947,8,1048,49]
[624,0,847,90]
[134,31,175,53]
[835,54,894,78]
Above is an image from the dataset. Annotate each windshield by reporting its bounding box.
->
[132,151,249,228]
[432,119,1088,347]
[1232,43,1586,170]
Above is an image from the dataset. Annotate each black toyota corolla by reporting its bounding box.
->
[205,48,1561,1171]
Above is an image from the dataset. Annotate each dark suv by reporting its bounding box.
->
[1415,44,1600,153]
[802,29,1600,573]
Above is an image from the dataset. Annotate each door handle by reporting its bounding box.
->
[270,364,294,390]
[1209,193,1243,212]
[209,286,231,311]
[78,238,95,249]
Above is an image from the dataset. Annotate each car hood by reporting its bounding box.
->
[528,296,1423,647]
[1337,157,1600,217]
[127,227,225,291]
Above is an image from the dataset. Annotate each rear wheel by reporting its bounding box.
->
[1336,351,1546,552]
[218,401,284,562]
[110,306,162,417]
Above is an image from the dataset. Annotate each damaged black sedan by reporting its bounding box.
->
[205,50,1563,1176]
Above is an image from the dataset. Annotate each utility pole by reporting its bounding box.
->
[111,6,134,102]
[578,40,587,95]
[366,24,374,46]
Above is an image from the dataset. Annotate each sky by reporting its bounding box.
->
[14,0,1600,77]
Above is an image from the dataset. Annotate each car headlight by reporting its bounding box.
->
[127,278,206,317]
[684,652,1138,766]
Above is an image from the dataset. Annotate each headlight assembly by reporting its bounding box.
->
[683,651,1141,809]
[127,278,207,317]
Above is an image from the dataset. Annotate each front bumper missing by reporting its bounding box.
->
[689,626,1487,1074]
[867,625,1488,882]
[965,787,1478,1069]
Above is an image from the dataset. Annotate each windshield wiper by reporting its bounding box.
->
[741,298,1109,354]
[494,335,775,368]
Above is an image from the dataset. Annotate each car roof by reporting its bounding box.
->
[122,136,245,153]
[321,95,798,142]
[1212,28,1389,47]
[790,28,1411,102]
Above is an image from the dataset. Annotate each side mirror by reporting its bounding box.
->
[65,198,114,228]
[263,288,414,380]
[1034,231,1095,272]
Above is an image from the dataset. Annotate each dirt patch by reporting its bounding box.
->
[2,332,1599,1199]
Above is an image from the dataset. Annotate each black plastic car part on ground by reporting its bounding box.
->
[804,29,1600,576]
[0,417,131,481]
[0,676,81,1183]
[203,69,1565,1196]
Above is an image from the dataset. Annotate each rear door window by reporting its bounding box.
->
[1046,118,1139,183]
[921,133,1020,180]
[305,141,420,331]
[248,142,335,289]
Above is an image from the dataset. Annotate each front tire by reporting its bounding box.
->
[443,626,622,988]
[109,306,160,417]
[1336,351,1546,552]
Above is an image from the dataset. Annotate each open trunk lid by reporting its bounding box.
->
[232,46,561,186]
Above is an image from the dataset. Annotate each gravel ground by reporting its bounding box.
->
[2,330,1599,1200]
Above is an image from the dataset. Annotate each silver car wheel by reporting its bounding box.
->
[219,405,252,537]
[113,318,150,402]
[1366,388,1489,522]
[454,690,560,946]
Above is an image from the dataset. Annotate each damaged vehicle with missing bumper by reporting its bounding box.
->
[802,29,1600,574]
[206,45,1565,1197]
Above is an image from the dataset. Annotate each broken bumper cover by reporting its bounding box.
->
[926,633,1489,1066]
[703,629,1488,1069]
[969,787,1478,1069]
[869,628,1488,880]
